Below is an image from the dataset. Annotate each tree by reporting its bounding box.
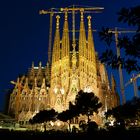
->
[57,102,79,131]
[58,90,102,126]
[105,97,140,128]
[79,120,87,132]
[87,121,98,132]
[29,109,58,131]
[99,5,140,74]
[75,90,102,123]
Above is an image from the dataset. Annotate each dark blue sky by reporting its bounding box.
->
[0,0,140,111]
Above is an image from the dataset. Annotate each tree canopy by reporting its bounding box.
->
[75,90,102,120]
[58,90,102,124]
[105,97,140,127]
[57,102,79,122]
[29,109,58,124]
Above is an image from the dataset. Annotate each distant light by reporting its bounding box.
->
[50,121,54,126]
[109,120,114,126]
[34,67,44,69]
[56,121,61,127]
[10,81,15,84]
[34,67,39,69]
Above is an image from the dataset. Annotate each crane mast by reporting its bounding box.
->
[115,27,125,105]
[48,11,53,66]
[108,27,136,104]
[72,5,76,48]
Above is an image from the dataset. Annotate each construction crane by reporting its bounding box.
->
[60,5,104,47]
[125,73,140,98]
[39,8,63,66]
[39,5,104,66]
[40,8,63,81]
[108,27,136,105]
[10,76,24,120]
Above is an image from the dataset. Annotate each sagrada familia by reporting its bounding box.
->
[8,7,120,126]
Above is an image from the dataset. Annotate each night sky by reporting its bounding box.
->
[0,0,140,111]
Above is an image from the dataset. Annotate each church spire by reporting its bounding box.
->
[37,61,43,78]
[45,62,50,82]
[79,9,86,57]
[52,15,60,63]
[23,77,29,94]
[61,11,70,58]
[72,44,77,70]
[32,61,34,68]
[87,16,96,61]
[111,73,116,93]
[111,73,120,106]
[29,61,35,80]
[87,16,97,84]
[40,78,47,95]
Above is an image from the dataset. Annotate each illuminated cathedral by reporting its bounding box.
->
[8,8,120,126]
